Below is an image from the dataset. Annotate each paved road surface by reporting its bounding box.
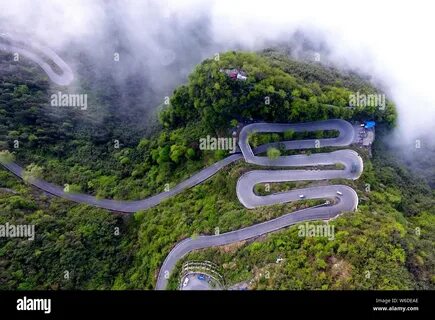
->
[0,33,73,86]
[0,154,242,212]
[155,121,362,290]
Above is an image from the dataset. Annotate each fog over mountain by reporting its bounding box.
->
[1,0,434,146]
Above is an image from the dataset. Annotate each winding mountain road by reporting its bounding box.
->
[156,121,362,289]
[0,33,73,86]
[0,36,364,291]
[0,154,243,212]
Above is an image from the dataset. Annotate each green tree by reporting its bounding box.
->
[22,163,43,184]
[267,147,281,160]
[283,129,294,140]
[157,146,170,164]
[186,148,196,160]
[170,145,186,163]
[0,150,15,163]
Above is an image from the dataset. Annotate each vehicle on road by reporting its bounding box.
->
[299,194,305,199]
[351,163,358,173]
[336,191,343,196]
[182,277,189,287]
[198,274,206,281]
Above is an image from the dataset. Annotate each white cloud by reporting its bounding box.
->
[0,0,433,141]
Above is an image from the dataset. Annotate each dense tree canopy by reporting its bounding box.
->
[0,49,431,291]
[160,51,396,131]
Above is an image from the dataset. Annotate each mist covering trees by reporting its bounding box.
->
[161,51,396,132]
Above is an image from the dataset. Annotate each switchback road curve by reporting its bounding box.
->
[0,33,73,86]
[156,121,362,289]
[0,36,364,291]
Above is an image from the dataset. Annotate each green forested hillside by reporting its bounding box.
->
[167,136,434,289]
[0,49,432,290]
